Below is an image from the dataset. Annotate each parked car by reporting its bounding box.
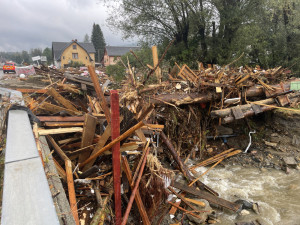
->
[3,62,16,73]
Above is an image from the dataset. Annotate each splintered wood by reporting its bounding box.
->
[14,52,298,225]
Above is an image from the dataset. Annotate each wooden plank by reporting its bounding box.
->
[88,65,111,123]
[277,95,290,106]
[44,122,84,127]
[176,63,188,80]
[184,197,206,207]
[251,104,263,114]
[172,181,240,212]
[231,106,244,119]
[111,90,122,225]
[62,137,100,150]
[40,102,80,116]
[135,129,147,142]
[16,88,47,94]
[53,158,67,182]
[38,116,85,122]
[82,124,111,172]
[169,193,184,218]
[46,135,76,168]
[215,79,222,93]
[78,114,97,163]
[122,156,151,225]
[58,137,80,145]
[47,87,79,112]
[38,127,83,135]
[65,160,80,225]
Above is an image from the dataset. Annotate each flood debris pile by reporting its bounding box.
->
[3,53,300,225]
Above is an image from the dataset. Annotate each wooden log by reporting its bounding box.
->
[212,92,300,118]
[47,87,79,112]
[172,181,240,212]
[161,132,218,196]
[223,105,274,123]
[79,120,145,169]
[38,127,83,135]
[65,160,80,225]
[145,81,296,106]
[78,114,97,163]
[122,156,151,225]
[121,147,150,225]
[111,90,122,225]
[88,65,111,123]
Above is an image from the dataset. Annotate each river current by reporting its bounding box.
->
[192,165,300,225]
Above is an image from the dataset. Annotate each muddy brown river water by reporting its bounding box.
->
[193,165,300,225]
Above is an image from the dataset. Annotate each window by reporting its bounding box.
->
[86,56,88,59]
[72,53,78,59]
[73,44,77,49]
[63,56,65,59]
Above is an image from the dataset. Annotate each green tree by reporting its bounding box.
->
[21,50,31,64]
[91,23,106,62]
[83,34,90,43]
[30,48,42,57]
[42,47,52,65]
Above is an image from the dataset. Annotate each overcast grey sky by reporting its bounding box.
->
[0,0,135,52]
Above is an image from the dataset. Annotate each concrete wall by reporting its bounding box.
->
[0,88,59,225]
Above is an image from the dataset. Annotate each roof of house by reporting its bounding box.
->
[52,41,96,61]
[105,46,140,57]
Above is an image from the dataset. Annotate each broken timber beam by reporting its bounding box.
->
[161,132,218,196]
[47,87,79,112]
[88,65,111,123]
[78,114,97,163]
[172,181,240,212]
[211,92,300,118]
[121,156,151,225]
[79,120,145,169]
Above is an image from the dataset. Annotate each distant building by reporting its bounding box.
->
[52,40,96,68]
[102,46,139,66]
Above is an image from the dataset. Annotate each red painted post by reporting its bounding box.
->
[110,90,122,225]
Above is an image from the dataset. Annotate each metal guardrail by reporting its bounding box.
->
[0,88,59,225]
